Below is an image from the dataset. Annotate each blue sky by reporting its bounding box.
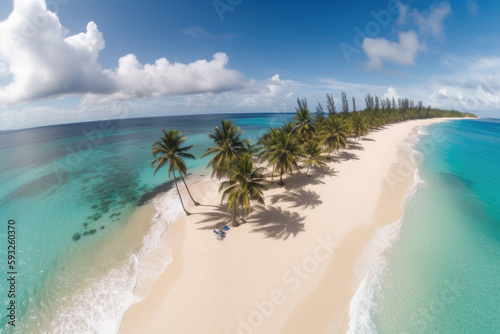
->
[0,0,498,129]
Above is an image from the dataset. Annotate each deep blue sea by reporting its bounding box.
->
[0,113,293,333]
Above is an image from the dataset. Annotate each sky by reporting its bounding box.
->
[0,0,499,129]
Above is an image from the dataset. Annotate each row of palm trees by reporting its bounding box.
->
[151,96,475,223]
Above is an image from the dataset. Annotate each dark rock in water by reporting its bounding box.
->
[101,226,105,229]
[93,214,102,221]
[89,229,96,234]
[137,181,174,206]
[83,223,88,228]
[7,172,68,200]
[83,231,89,236]
[72,233,81,241]
[116,212,121,216]
[91,204,98,209]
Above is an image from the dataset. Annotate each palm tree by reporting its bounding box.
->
[258,127,280,180]
[151,129,198,215]
[201,120,249,179]
[302,140,327,174]
[219,154,267,226]
[349,112,368,143]
[319,118,349,157]
[281,121,296,135]
[268,130,302,186]
[293,103,315,139]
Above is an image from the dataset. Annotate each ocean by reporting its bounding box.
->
[0,113,293,333]
[1,115,498,333]
[348,118,500,333]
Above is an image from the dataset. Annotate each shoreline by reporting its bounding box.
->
[119,118,460,334]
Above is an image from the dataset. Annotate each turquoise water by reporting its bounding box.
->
[0,113,292,333]
[371,119,500,333]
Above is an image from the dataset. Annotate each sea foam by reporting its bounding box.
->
[43,188,183,334]
[346,129,428,334]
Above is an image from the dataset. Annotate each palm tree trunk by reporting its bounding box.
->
[173,169,190,215]
[278,170,284,186]
[233,204,239,226]
[179,173,200,206]
[271,164,275,181]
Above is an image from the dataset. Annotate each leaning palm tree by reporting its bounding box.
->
[268,130,302,186]
[151,129,198,215]
[219,154,267,226]
[319,117,349,157]
[349,113,368,143]
[302,140,327,174]
[201,120,249,179]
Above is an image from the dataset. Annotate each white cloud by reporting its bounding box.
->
[363,31,423,70]
[396,2,451,38]
[465,0,478,15]
[383,87,400,100]
[0,0,244,107]
[185,92,232,108]
[363,2,451,70]
[396,2,409,25]
[184,74,298,111]
[428,56,500,113]
[412,2,451,39]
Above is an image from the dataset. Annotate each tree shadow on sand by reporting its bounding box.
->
[281,166,338,190]
[335,151,359,162]
[348,143,365,151]
[270,189,322,209]
[369,125,388,132]
[194,204,232,230]
[249,205,305,240]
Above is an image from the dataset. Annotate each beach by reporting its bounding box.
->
[119,118,455,334]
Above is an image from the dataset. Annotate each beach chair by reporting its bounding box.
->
[213,229,226,239]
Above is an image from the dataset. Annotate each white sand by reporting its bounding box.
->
[119,118,454,334]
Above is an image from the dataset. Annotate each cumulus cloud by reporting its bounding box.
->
[0,0,244,106]
[363,31,423,70]
[182,74,298,111]
[383,87,400,100]
[412,2,452,39]
[397,2,451,39]
[364,2,451,70]
[428,56,500,112]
